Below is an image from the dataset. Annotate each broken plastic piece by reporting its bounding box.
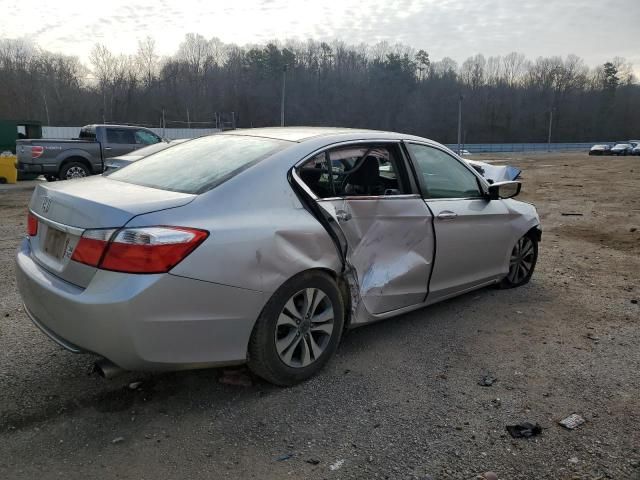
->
[559,414,585,430]
[506,422,542,438]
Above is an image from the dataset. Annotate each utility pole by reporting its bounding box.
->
[42,91,50,126]
[186,108,191,129]
[547,109,553,152]
[457,94,463,155]
[280,64,288,127]
[161,107,166,138]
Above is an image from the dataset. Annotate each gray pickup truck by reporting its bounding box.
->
[16,124,163,180]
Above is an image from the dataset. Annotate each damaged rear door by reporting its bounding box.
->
[296,142,435,322]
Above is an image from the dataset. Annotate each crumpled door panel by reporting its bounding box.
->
[318,196,434,317]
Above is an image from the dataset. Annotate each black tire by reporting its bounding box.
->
[499,232,538,289]
[59,161,90,180]
[248,271,344,386]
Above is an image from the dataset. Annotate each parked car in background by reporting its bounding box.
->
[103,138,190,172]
[609,143,634,156]
[16,124,163,180]
[632,144,640,156]
[16,127,541,386]
[589,144,611,155]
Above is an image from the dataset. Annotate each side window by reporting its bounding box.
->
[106,129,136,144]
[297,145,406,198]
[135,130,161,145]
[406,143,482,199]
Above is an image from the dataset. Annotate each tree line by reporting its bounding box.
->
[0,34,638,143]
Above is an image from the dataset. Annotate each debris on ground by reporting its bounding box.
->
[482,472,499,480]
[479,374,497,387]
[329,459,345,471]
[568,457,579,464]
[275,453,294,461]
[559,413,586,430]
[219,368,253,387]
[128,381,143,390]
[561,212,584,216]
[505,422,542,438]
[305,458,320,465]
[111,437,124,444]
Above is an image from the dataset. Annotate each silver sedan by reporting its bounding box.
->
[16,128,541,385]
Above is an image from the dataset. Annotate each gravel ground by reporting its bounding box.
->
[0,152,639,480]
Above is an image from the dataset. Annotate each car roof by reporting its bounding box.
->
[220,126,427,143]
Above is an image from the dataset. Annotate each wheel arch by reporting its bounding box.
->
[58,156,92,177]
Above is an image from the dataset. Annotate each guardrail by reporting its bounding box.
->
[42,126,221,140]
[444,142,612,153]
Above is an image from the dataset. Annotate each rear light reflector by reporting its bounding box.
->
[27,212,38,236]
[71,226,208,273]
[31,146,44,159]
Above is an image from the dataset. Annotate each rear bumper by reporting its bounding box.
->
[15,238,266,371]
[16,161,58,174]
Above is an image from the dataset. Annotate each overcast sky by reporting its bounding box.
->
[3,0,639,72]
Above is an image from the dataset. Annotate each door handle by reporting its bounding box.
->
[437,211,458,220]
[335,210,352,222]
[104,147,112,150]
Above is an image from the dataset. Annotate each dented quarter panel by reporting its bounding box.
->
[131,149,342,296]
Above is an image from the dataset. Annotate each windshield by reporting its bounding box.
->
[614,144,630,148]
[108,134,290,194]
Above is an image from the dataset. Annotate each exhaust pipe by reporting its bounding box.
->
[94,358,125,379]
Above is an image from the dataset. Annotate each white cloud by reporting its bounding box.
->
[1,0,638,72]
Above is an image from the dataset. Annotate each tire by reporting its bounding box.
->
[499,232,538,289]
[59,161,90,180]
[248,271,344,386]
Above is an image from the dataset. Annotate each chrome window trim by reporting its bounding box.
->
[29,210,85,236]
[318,194,422,202]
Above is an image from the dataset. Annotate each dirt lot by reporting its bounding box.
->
[0,152,638,480]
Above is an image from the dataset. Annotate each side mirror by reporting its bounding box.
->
[488,181,521,200]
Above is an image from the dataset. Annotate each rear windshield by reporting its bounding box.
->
[108,134,290,194]
[78,127,96,140]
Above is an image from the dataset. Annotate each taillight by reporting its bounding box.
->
[27,213,38,236]
[71,229,116,267]
[71,226,208,274]
[31,146,44,159]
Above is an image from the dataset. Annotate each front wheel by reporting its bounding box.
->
[248,271,344,386]
[499,233,538,289]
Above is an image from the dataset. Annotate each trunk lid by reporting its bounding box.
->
[28,175,195,287]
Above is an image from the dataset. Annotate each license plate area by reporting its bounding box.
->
[43,227,70,260]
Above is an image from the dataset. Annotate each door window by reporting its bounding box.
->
[406,143,482,199]
[135,130,161,145]
[298,144,406,198]
[106,128,136,144]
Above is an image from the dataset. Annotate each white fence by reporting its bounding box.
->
[42,126,221,140]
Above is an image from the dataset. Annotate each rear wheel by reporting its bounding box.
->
[60,162,90,180]
[248,271,344,386]
[499,233,538,289]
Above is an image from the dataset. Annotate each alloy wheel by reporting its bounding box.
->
[275,288,334,368]
[507,236,535,284]
[66,166,87,179]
